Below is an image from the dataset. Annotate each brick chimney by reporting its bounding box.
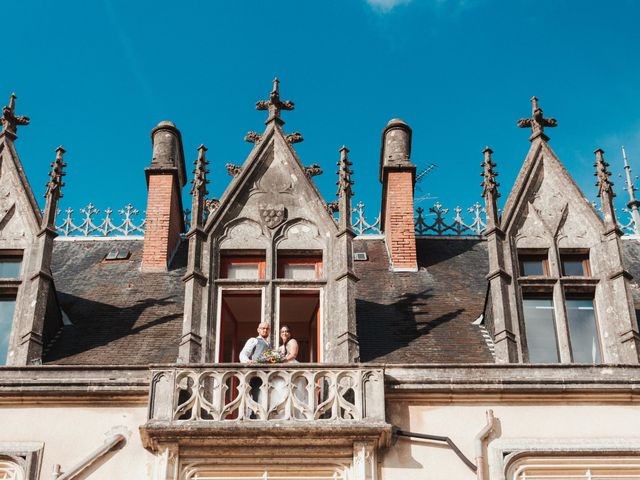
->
[142,121,186,271]
[379,118,417,271]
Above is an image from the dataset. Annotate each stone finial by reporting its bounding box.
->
[191,145,209,197]
[480,146,500,198]
[1,93,30,137]
[622,146,640,234]
[45,146,67,199]
[517,96,557,141]
[42,146,66,230]
[336,145,354,198]
[594,148,614,199]
[255,77,295,125]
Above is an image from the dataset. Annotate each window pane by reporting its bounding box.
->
[523,298,559,363]
[561,256,588,276]
[520,259,545,276]
[0,298,16,365]
[226,264,260,280]
[283,264,316,280]
[566,299,601,363]
[0,258,22,278]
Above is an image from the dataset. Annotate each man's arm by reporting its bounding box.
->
[239,337,258,363]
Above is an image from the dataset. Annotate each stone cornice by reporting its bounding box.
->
[1,364,639,404]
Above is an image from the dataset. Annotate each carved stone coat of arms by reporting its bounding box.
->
[259,204,286,229]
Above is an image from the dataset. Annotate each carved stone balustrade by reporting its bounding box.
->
[140,365,391,451]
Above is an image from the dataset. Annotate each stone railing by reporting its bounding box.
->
[147,365,385,423]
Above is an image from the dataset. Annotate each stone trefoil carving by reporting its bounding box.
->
[225,163,243,177]
[0,93,30,136]
[259,203,286,229]
[517,96,557,141]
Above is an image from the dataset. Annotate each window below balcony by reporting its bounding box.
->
[183,465,350,480]
[508,455,640,479]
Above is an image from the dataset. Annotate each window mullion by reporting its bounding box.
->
[553,282,572,363]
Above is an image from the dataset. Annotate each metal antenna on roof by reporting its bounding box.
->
[414,163,437,203]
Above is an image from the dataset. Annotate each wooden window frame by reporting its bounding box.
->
[560,252,591,277]
[518,251,549,277]
[220,256,266,280]
[277,254,323,280]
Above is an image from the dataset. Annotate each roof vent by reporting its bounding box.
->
[105,249,131,261]
[354,252,368,261]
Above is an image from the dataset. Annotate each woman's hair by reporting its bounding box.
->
[280,324,292,333]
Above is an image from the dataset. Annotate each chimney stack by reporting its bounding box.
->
[142,121,187,271]
[380,118,417,271]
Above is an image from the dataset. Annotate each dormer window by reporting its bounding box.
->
[560,252,590,277]
[522,297,559,363]
[0,253,22,279]
[566,297,601,363]
[0,251,22,365]
[518,251,549,277]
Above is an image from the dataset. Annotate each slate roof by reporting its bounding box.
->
[43,235,640,365]
[44,239,186,364]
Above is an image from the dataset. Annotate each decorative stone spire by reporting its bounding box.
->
[517,96,557,142]
[256,77,295,126]
[622,146,640,234]
[594,148,617,230]
[480,146,500,229]
[42,146,66,230]
[190,145,209,229]
[337,146,354,231]
[0,93,30,138]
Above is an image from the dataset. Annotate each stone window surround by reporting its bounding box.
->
[516,246,601,364]
[489,438,640,480]
[0,442,44,480]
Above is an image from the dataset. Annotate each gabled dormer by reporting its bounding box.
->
[0,94,64,365]
[178,80,359,364]
[483,97,640,364]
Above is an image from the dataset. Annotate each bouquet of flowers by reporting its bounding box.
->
[257,348,285,364]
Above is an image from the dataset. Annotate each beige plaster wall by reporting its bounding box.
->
[0,403,152,479]
[382,400,640,480]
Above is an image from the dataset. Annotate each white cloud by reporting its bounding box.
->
[365,0,413,13]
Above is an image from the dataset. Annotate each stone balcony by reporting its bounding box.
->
[140,364,391,451]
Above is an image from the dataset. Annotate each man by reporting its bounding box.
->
[239,322,271,419]
[239,322,271,363]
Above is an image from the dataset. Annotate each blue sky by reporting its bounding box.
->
[5,0,640,228]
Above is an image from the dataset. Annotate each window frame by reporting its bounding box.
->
[276,252,323,280]
[220,253,267,281]
[518,250,550,277]
[560,251,591,277]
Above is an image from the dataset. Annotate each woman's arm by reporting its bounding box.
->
[284,339,299,362]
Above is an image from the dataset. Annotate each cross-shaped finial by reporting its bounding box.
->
[517,96,557,141]
[1,93,30,136]
[255,77,295,125]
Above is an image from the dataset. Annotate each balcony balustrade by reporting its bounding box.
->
[147,365,385,424]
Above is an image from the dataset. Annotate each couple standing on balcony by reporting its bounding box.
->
[239,322,299,364]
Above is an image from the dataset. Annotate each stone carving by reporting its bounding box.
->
[259,204,286,229]
[205,198,220,214]
[285,131,304,144]
[244,131,262,144]
[255,77,295,124]
[148,366,385,423]
[326,200,339,214]
[480,146,500,198]
[304,164,323,179]
[594,148,614,198]
[225,163,243,177]
[0,93,30,136]
[517,96,557,140]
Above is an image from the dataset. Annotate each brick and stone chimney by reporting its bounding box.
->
[379,118,417,272]
[142,120,186,271]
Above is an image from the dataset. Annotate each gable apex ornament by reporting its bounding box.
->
[256,77,295,126]
[1,93,30,137]
[259,203,287,229]
[517,96,557,142]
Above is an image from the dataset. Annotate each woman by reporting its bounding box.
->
[278,324,299,363]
